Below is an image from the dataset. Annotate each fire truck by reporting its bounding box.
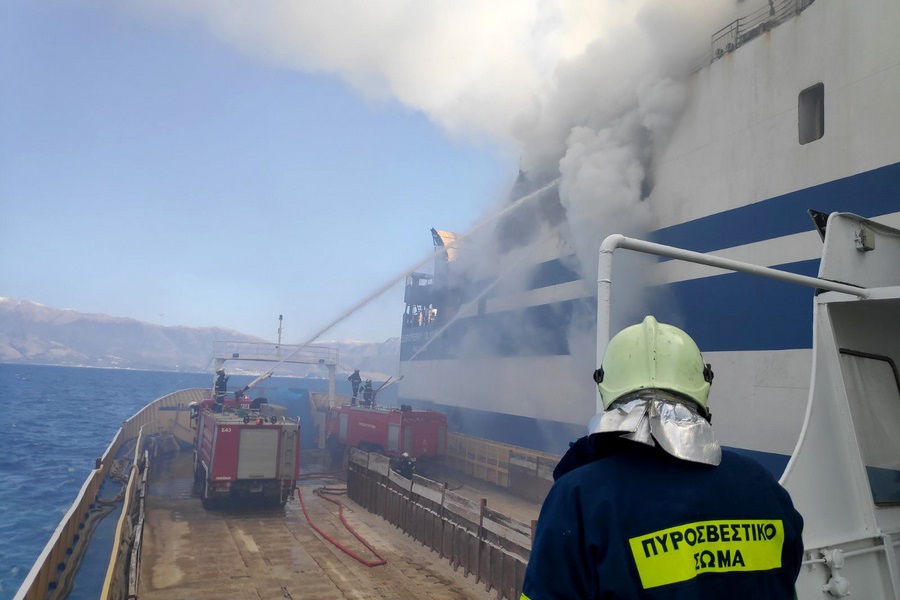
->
[324,403,447,466]
[192,359,301,510]
[192,338,342,508]
[193,392,300,508]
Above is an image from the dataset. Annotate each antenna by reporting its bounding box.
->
[277,315,283,355]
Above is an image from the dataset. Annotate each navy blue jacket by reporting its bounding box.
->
[522,434,804,599]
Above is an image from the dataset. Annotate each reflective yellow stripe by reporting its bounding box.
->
[520,595,531,600]
[628,519,784,589]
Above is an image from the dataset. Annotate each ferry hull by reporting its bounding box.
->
[398,0,900,476]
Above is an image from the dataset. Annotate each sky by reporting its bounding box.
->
[0,1,522,343]
[0,0,734,344]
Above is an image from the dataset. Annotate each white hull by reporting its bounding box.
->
[398,0,900,475]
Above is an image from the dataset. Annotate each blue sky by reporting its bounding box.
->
[0,2,518,343]
[0,0,731,344]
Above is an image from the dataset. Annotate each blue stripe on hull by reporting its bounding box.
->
[402,258,819,359]
[646,259,821,351]
[652,162,900,253]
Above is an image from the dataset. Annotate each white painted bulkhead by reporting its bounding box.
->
[650,0,900,227]
[780,214,900,599]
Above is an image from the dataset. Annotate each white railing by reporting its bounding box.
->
[691,0,817,71]
[595,233,867,413]
[213,340,339,365]
[14,388,204,600]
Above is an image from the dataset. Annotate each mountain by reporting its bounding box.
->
[0,298,400,378]
[322,337,402,381]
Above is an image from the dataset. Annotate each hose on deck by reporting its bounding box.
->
[296,486,387,567]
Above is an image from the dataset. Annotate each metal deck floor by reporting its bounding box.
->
[137,452,504,599]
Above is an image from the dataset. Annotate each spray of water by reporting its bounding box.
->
[302,178,560,345]
[136,1,742,441]
[253,178,561,377]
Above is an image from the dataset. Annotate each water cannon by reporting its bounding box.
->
[235,372,273,399]
[372,375,404,401]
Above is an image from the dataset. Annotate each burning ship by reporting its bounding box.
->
[393,2,900,594]
[397,0,900,472]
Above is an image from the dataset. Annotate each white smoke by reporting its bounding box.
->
[128,0,583,142]
[127,0,735,335]
[129,0,733,280]
[128,0,732,151]
[516,0,733,276]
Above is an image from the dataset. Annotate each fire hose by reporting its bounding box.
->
[296,486,387,567]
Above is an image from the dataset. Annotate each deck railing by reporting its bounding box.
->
[13,431,124,600]
[14,388,204,600]
[691,0,817,71]
[445,433,558,504]
[213,340,339,366]
[347,448,534,600]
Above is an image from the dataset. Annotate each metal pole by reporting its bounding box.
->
[596,234,869,414]
[327,365,336,408]
[276,315,283,356]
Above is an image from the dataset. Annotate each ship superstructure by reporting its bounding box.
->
[398,0,900,473]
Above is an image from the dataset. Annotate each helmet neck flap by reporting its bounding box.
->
[588,390,721,466]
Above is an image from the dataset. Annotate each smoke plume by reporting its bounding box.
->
[131,0,733,171]
[129,0,744,438]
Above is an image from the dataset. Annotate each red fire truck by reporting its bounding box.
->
[324,404,447,466]
[193,393,300,509]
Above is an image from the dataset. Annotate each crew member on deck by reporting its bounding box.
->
[214,369,228,403]
[362,380,374,406]
[349,369,362,405]
[393,452,415,479]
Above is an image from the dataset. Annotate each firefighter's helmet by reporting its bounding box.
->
[594,316,713,413]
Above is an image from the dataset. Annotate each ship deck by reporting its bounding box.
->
[137,450,539,599]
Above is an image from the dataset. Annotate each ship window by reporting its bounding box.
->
[839,350,900,505]
[799,83,824,144]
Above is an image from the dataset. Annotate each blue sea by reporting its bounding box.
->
[0,363,383,599]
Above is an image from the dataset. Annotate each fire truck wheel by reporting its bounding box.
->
[200,475,216,510]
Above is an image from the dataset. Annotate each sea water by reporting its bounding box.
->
[0,363,378,599]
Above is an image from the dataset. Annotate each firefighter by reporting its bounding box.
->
[393,452,415,479]
[214,368,228,403]
[348,369,362,404]
[521,316,804,599]
[362,380,374,406]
